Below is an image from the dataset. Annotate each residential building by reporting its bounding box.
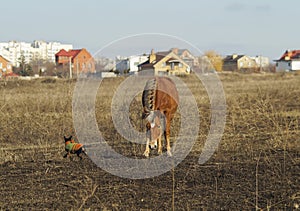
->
[95,57,115,72]
[0,41,32,66]
[223,54,257,71]
[0,40,73,67]
[0,55,13,78]
[138,49,191,76]
[55,48,95,75]
[274,50,300,72]
[170,48,199,68]
[31,40,73,62]
[251,55,270,70]
[115,55,148,74]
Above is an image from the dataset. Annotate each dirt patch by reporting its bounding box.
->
[0,148,299,210]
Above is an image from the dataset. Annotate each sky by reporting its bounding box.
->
[1,0,300,60]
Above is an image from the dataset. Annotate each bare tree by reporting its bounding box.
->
[204,50,224,72]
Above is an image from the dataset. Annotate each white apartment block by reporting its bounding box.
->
[0,40,73,67]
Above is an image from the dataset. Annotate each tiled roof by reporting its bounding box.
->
[55,49,81,58]
[170,48,191,56]
[138,54,165,69]
[278,50,300,61]
[138,50,188,69]
[223,55,244,62]
[156,51,169,56]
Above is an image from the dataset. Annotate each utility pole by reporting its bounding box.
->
[260,55,262,72]
[77,60,79,77]
[69,57,72,78]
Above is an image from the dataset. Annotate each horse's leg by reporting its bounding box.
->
[157,135,162,155]
[165,113,172,156]
[143,138,150,157]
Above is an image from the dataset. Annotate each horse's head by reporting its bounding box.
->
[145,110,164,150]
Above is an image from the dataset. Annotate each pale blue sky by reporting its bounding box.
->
[1,0,299,60]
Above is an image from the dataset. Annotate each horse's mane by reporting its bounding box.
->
[142,78,157,118]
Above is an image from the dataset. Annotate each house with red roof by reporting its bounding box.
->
[274,50,300,72]
[0,55,13,78]
[55,48,95,75]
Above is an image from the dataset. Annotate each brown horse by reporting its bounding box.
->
[142,77,179,157]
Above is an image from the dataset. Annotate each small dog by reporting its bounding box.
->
[63,136,87,160]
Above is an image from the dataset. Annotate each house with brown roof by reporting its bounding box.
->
[55,48,95,75]
[223,54,257,71]
[138,49,191,76]
[274,50,300,72]
[170,48,199,68]
[0,55,13,78]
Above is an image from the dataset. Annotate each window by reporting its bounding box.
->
[0,63,2,68]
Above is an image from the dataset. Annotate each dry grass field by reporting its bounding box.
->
[0,72,299,210]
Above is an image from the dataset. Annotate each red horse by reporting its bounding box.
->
[142,77,179,157]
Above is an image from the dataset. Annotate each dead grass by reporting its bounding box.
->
[0,73,299,210]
